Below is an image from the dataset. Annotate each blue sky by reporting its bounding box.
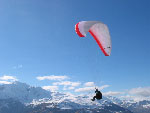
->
[0,0,150,98]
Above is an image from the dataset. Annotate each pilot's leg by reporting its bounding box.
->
[91,96,96,101]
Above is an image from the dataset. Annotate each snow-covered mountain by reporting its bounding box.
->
[31,92,150,113]
[0,81,51,103]
[0,82,150,113]
[106,96,150,113]
[30,92,132,113]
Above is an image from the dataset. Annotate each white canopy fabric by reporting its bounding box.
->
[75,21,111,56]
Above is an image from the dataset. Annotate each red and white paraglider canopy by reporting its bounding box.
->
[75,21,111,56]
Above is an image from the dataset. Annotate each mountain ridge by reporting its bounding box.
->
[0,82,149,113]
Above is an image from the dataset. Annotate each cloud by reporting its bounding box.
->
[42,86,58,92]
[75,85,110,92]
[0,75,18,84]
[128,87,150,97]
[103,91,123,96]
[63,86,67,90]
[0,75,18,81]
[121,94,150,102]
[63,86,75,90]
[99,85,110,90]
[119,87,150,102]
[0,81,12,84]
[68,86,75,90]
[36,75,69,81]
[75,87,95,92]
[53,81,81,87]
[84,82,95,87]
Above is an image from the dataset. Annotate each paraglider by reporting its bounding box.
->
[91,88,102,101]
[75,21,111,56]
[75,21,112,101]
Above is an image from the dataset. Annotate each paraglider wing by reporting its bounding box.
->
[75,21,111,56]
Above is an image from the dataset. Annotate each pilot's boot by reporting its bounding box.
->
[91,98,95,101]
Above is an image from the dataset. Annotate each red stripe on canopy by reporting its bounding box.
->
[75,23,85,37]
[89,30,109,56]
